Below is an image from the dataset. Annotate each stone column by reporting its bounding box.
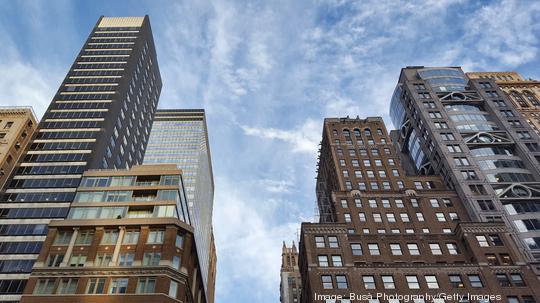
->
[60,227,79,267]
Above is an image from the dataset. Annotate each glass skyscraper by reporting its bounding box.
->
[0,16,161,301]
[144,109,215,298]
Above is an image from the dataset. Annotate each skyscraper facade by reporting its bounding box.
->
[0,16,161,301]
[280,241,301,303]
[0,108,37,189]
[19,165,208,303]
[298,117,540,303]
[143,109,215,299]
[467,72,540,134]
[390,67,540,269]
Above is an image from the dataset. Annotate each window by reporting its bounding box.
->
[406,275,420,289]
[425,275,439,289]
[510,274,525,287]
[4,122,13,129]
[397,181,404,189]
[382,275,395,289]
[414,181,423,189]
[95,253,112,266]
[321,275,333,289]
[400,213,410,222]
[54,230,73,245]
[172,256,181,270]
[102,229,119,244]
[508,297,520,303]
[358,182,366,190]
[109,278,129,294]
[169,280,178,298]
[387,213,396,223]
[359,213,366,222]
[75,230,94,245]
[476,235,489,247]
[351,244,362,256]
[441,133,455,141]
[496,274,510,287]
[390,243,402,255]
[34,279,55,294]
[447,243,459,255]
[369,199,377,208]
[430,243,442,255]
[468,275,483,288]
[336,275,348,289]
[363,276,376,289]
[332,255,342,267]
[118,253,134,266]
[363,160,371,167]
[318,255,329,267]
[392,169,399,176]
[408,243,420,255]
[489,234,503,246]
[86,278,106,294]
[341,199,348,208]
[143,252,161,266]
[368,244,380,255]
[57,278,78,294]
[454,157,470,166]
[373,213,382,222]
[355,198,362,207]
[447,144,462,153]
[354,170,363,178]
[328,236,339,248]
[416,213,425,221]
[136,277,156,293]
[47,254,64,267]
[395,199,404,208]
[449,274,464,288]
[147,230,164,244]
[478,200,495,211]
[69,254,87,267]
[315,236,325,248]
[461,170,478,180]
[430,199,440,207]
[123,230,140,244]
[443,199,453,207]
[436,213,446,222]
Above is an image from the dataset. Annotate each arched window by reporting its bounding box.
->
[364,128,372,137]
[332,129,338,136]
[343,129,350,137]
[353,129,361,137]
[510,91,529,108]
[523,91,540,106]
[377,128,383,136]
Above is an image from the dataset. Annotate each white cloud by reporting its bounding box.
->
[464,0,540,67]
[240,118,321,154]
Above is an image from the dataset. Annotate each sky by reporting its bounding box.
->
[1,0,540,302]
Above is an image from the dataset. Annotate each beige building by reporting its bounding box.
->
[0,107,37,188]
[280,241,300,303]
[467,71,540,134]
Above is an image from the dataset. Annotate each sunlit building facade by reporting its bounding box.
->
[144,109,215,300]
[19,165,207,303]
[390,66,540,272]
[467,72,540,135]
[0,16,161,302]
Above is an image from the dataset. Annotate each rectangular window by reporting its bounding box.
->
[86,278,106,294]
[336,275,348,289]
[408,243,420,255]
[406,275,420,289]
[425,275,439,289]
[147,230,165,244]
[390,243,402,255]
[56,278,78,294]
[449,274,464,288]
[382,275,395,289]
[118,253,134,266]
[69,254,87,267]
[169,280,178,298]
[75,230,94,245]
[351,244,362,256]
[368,244,380,255]
[101,230,119,244]
[109,278,129,294]
[468,275,484,288]
[430,243,442,255]
[321,275,333,289]
[446,243,459,255]
[328,236,339,248]
[318,255,329,267]
[476,235,489,247]
[331,255,342,267]
[363,275,376,289]
[315,236,325,248]
[54,231,73,245]
[34,279,55,294]
[143,252,161,266]
[136,277,156,293]
[123,230,140,244]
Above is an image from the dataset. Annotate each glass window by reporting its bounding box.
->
[332,255,342,267]
[86,278,106,294]
[390,243,402,255]
[408,243,420,255]
[147,230,165,244]
[449,274,464,288]
[318,255,329,267]
[109,278,129,294]
[57,278,78,294]
[169,280,178,298]
[321,275,333,289]
[328,236,339,248]
[136,277,156,293]
[315,236,325,248]
[468,275,484,288]
[101,230,119,244]
[336,275,348,289]
[143,252,161,266]
[363,275,376,289]
[406,275,420,289]
[123,230,140,244]
[351,244,362,256]
[476,235,489,247]
[382,275,395,289]
[430,243,442,255]
[368,244,380,255]
[425,275,439,289]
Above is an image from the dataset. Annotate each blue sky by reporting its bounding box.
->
[1,0,540,302]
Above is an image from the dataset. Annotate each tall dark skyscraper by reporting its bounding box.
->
[297,117,540,303]
[390,67,540,272]
[0,16,161,301]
